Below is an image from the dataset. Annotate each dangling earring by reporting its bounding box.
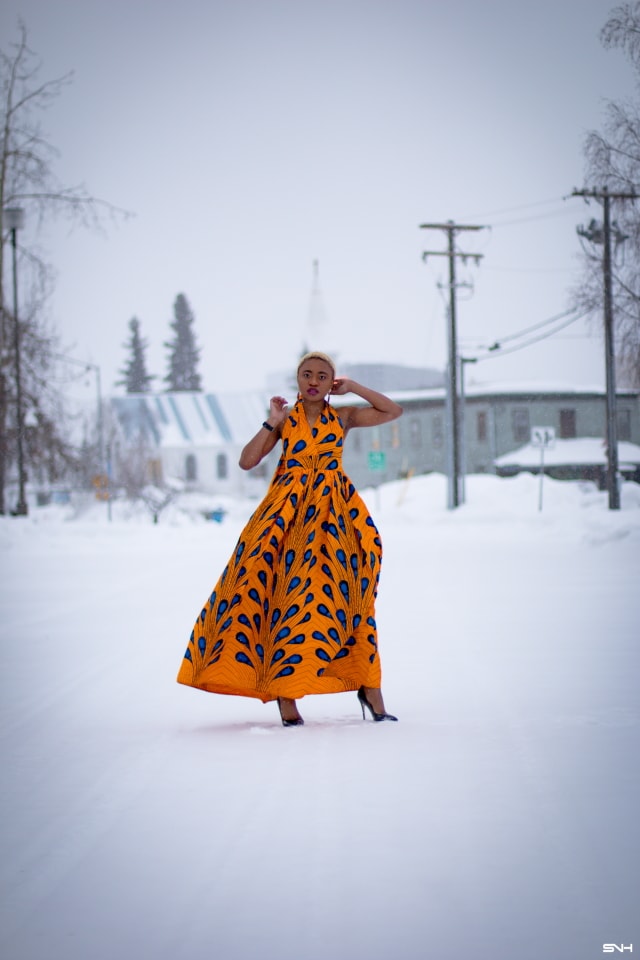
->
[297,391,302,401]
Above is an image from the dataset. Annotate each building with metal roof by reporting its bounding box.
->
[109,381,640,498]
[109,391,278,497]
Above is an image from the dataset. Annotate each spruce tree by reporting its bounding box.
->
[117,317,155,393]
[164,293,202,392]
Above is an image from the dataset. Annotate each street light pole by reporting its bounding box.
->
[446,229,460,507]
[51,352,110,518]
[5,207,28,515]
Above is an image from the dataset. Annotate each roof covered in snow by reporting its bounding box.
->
[495,437,640,468]
[378,382,639,405]
[111,392,272,448]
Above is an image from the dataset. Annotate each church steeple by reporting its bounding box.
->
[303,259,333,357]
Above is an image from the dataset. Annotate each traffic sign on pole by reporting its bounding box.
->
[368,451,387,471]
[531,427,555,511]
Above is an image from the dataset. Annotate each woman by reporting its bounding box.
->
[176,352,402,726]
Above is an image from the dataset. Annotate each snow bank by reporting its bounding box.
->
[1,475,638,960]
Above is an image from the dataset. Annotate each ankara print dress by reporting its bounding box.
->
[176,399,384,702]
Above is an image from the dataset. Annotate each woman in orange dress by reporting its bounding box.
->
[176,352,402,725]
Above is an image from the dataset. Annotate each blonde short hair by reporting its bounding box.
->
[296,351,336,377]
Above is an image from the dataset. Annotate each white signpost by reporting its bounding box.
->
[531,426,556,511]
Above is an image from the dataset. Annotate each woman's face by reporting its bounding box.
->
[297,358,334,400]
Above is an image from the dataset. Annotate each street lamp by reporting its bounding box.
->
[51,352,110,519]
[5,207,28,516]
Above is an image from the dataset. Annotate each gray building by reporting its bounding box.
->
[336,383,640,490]
[109,382,640,497]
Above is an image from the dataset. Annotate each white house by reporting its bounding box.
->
[109,392,279,497]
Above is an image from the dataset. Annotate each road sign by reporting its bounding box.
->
[368,451,387,471]
[530,427,555,512]
[531,426,555,448]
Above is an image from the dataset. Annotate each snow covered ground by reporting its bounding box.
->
[1,473,639,960]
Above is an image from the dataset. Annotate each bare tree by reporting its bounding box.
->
[4,297,81,487]
[0,22,128,512]
[576,2,640,386]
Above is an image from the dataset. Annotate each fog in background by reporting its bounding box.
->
[0,0,632,398]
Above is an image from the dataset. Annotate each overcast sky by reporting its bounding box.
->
[0,0,634,399]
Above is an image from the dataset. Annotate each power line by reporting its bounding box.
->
[482,263,570,274]
[481,207,576,229]
[486,307,580,347]
[460,195,567,221]
[475,311,587,360]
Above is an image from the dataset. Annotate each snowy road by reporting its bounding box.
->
[1,475,639,960]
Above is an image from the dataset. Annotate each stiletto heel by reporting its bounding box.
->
[277,697,304,727]
[357,686,398,722]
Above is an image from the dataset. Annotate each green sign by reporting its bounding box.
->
[368,451,387,471]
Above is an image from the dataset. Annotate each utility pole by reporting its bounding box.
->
[5,208,28,515]
[459,355,478,504]
[420,220,485,508]
[573,187,638,510]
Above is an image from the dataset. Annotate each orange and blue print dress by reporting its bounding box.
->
[177,400,383,701]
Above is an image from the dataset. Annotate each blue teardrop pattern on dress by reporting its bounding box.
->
[208,639,223,666]
[236,650,254,668]
[184,398,382,691]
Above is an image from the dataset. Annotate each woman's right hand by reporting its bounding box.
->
[268,395,289,424]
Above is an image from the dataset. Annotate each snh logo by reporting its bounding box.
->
[603,947,633,954]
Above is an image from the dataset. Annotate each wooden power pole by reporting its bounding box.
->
[420,220,485,508]
[573,187,639,510]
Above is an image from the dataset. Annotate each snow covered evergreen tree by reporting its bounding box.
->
[117,317,155,394]
[163,294,202,392]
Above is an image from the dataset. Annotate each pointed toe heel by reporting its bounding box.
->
[357,687,398,722]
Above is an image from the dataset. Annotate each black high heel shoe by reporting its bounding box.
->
[277,697,304,727]
[357,686,398,722]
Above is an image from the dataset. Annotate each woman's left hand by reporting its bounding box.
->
[330,377,351,395]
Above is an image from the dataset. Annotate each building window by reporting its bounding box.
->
[477,411,488,442]
[185,453,197,481]
[618,408,631,441]
[511,408,530,444]
[559,408,576,438]
[432,415,443,449]
[216,453,228,480]
[409,418,422,448]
